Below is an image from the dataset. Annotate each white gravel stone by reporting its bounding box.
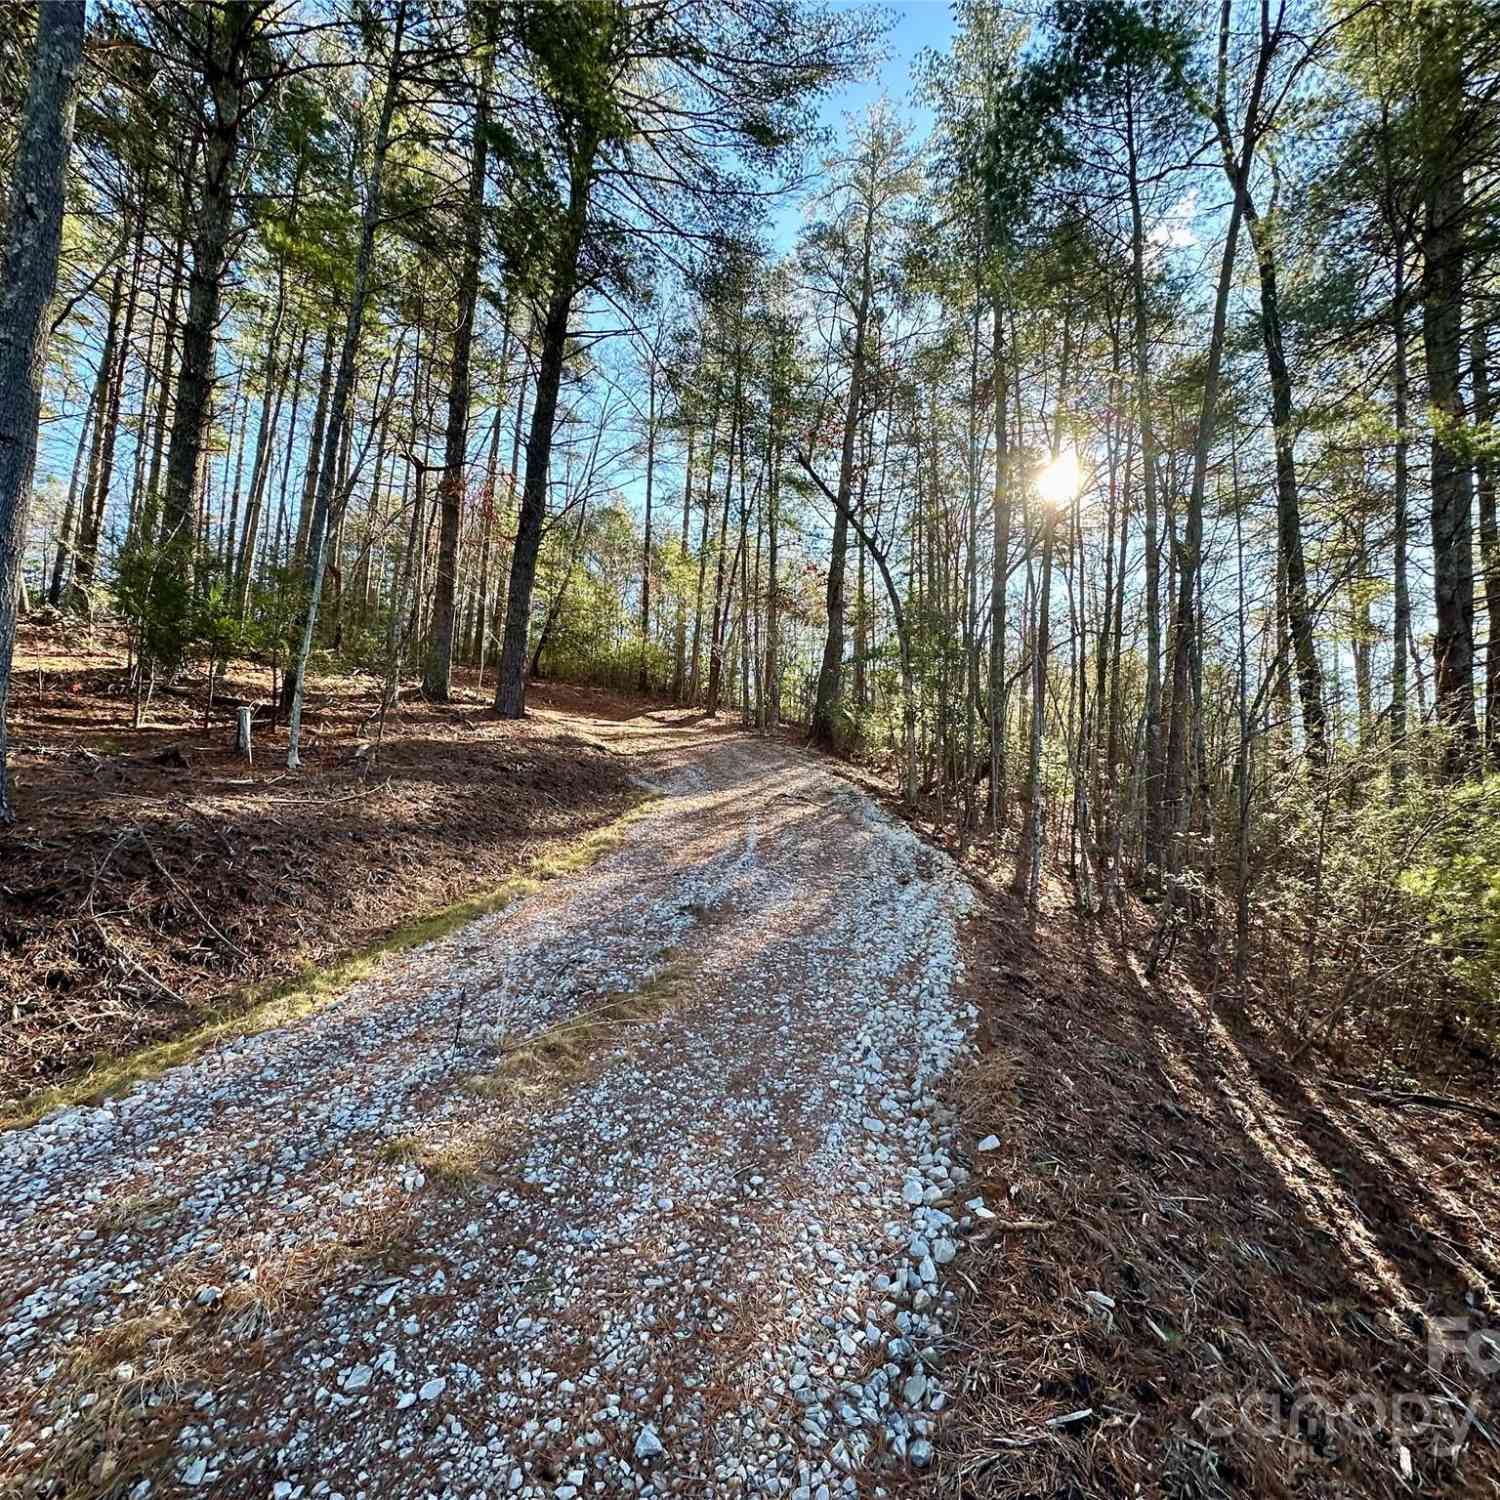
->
[0,732,978,1497]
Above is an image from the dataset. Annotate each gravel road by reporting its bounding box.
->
[1,711,981,1500]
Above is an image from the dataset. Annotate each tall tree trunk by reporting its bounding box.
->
[221,370,247,578]
[469,402,503,667]
[1248,212,1326,767]
[811,215,873,749]
[1126,96,1166,882]
[494,133,595,719]
[764,406,780,728]
[1390,236,1412,795]
[672,426,694,702]
[0,0,85,823]
[425,14,494,700]
[49,373,97,606]
[1473,323,1499,768]
[1156,0,1255,942]
[1212,134,1326,768]
[989,297,1011,829]
[637,350,656,695]
[1013,505,1056,920]
[705,378,738,716]
[688,372,724,703]
[143,163,192,536]
[235,273,290,606]
[295,320,338,566]
[287,0,408,766]
[160,2,263,623]
[126,307,158,542]
[71,253,130,604]
[271,325,310,576]
[1421,36,1479,777]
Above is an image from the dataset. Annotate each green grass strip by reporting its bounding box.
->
[1,793,660,1132]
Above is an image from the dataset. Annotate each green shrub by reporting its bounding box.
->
[1397,775,1500,1012]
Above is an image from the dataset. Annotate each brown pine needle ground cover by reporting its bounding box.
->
[808,755,1498,1495]
[932,878,1500,1500]
[0,619,644,1119]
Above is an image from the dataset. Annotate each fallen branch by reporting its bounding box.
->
[263,777,394,806]
[85,831,188,1009]
[135,827,248,960]
[1331,1080,1500,1129]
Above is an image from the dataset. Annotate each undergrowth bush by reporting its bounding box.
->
[1396,774,1500,1020]
[1244,739,1500,1050]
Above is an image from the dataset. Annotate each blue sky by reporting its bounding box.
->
[836,0,958,118]
[29,2,966,558]
[767,1,957,249]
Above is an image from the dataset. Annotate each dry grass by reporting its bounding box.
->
[4,1308,199,1500]
[219,1203,417,1341]
[466,956,696,1111]
[3,1200,422,1500]
[376,1131,493,1189]
[94,1186,180,1237]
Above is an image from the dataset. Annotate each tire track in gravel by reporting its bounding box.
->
[0,714,981,1500]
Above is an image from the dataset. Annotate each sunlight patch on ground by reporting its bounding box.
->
[1138,954,1422,1324]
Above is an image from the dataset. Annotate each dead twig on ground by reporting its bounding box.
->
[85,831,187,1010]
[1330,1079,1500,1129]
[135,827,248,960]
[262,778,393,807]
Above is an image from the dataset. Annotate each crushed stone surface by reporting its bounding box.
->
[0,715,981,1498]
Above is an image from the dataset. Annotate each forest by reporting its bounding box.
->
[1,1,1499,1497]
[5,0,1500,1042]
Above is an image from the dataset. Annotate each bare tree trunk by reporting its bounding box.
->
[1473,323,1499,769]
[70,256,127,605]
[638,349,656,694]
[672,427,694,703]
[0,0,85,823]
[1247,211,1326,766]
[1126,96,1166,882]
[811,220,873,750]
[143,163,192,535]
[989,297,1011,830]
[794,449,915,805]
[495,130,596,719]
[1390,236,1412,795]
[221,369,248,578]
[1014,507,1056,923]
[1422,37,1479,777]
[765,405,781,729]
[705,383,738,716]
[288,0,408,767]
[688,376,724,704]
[1151,0,1256,966]
[425,14,494,700]
[470,402,503,669]
[1210,110,1326,769]
[235,275,291,606]
[49,346,101,605]
[294,320,337,566]
[161,2,266,618]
